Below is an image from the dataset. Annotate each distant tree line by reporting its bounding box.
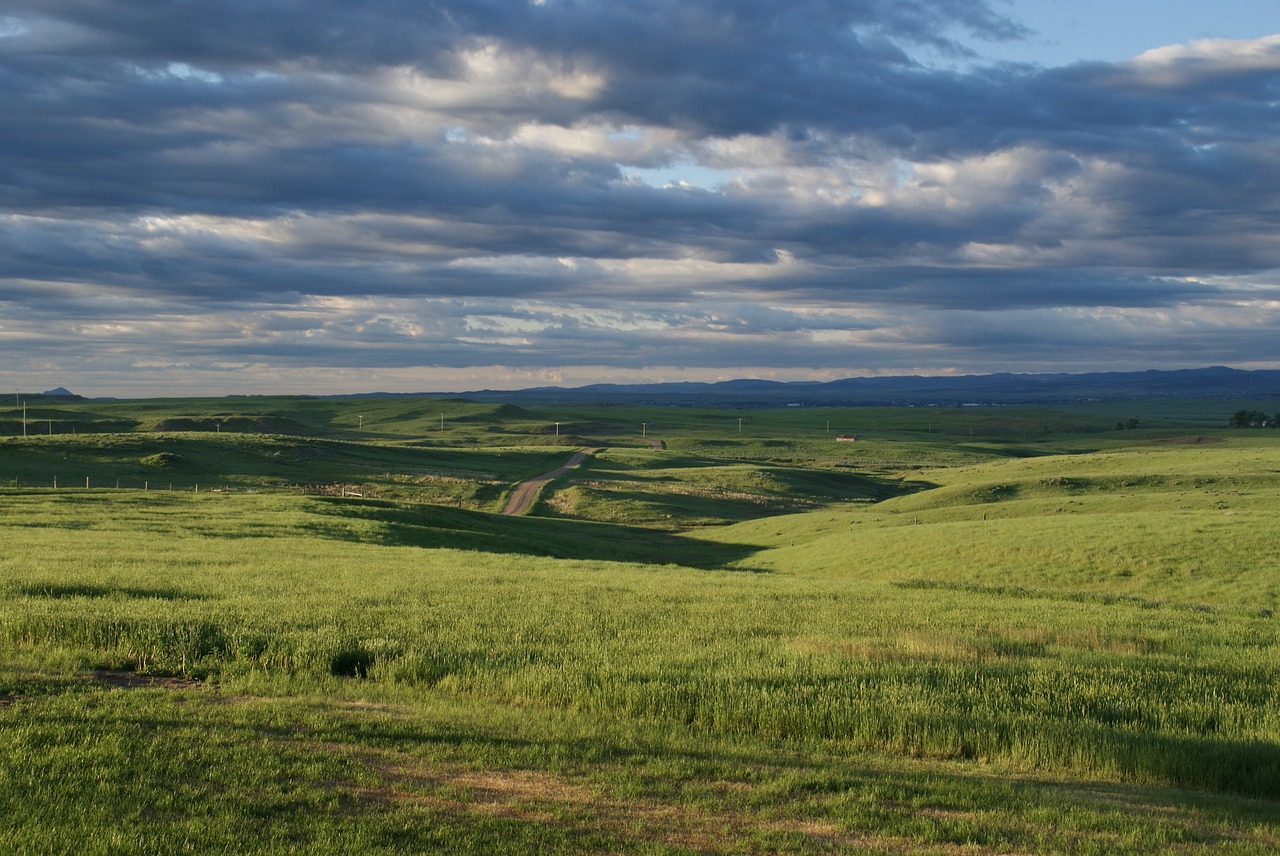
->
[1228,410,1278,428]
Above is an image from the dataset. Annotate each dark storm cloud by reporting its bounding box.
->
[1,1,1278,389]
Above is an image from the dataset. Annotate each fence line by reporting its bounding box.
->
[3,478,379,498]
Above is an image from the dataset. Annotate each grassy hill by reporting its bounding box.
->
[0,397,1278,853]
[705,439,1280,608]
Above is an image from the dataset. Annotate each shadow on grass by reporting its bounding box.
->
[9,685,1279,855]
[585,453,721,472]
[15,583,212,601]
[304,497,761,569]
[586,455,912,498]
[306,695,1280,806]
[543,485,820,528]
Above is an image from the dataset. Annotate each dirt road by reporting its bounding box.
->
[501,448,598,515]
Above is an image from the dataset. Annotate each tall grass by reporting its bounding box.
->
[2,490,1277,799]
[2,408,1279,851]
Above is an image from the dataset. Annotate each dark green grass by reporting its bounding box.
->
[304,497,756,566]
[6,394,1266,448]
[531,448,911,528]
[0,434,576,509]
[1,396,558,444]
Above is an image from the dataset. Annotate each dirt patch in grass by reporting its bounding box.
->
[341,745,1019,854]
[93,670,207,691]
[1151,436,1226,445]
[348,751,834,852]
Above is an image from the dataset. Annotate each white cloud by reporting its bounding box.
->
[1127,34,1280,85]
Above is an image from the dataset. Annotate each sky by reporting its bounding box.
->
[2,1,1279,396]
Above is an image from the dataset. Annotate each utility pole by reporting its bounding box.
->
[22,401,26,437]
[737,417,742,434]
[357,415,363,430]
[440,413,444,431]
[555,422,560,436]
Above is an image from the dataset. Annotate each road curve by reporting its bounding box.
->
[501,448,598,515]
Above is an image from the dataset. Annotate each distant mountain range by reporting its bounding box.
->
[355,366,1280,407]
[28,367,1280,407]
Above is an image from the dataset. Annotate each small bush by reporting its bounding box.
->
[140,452,189,468]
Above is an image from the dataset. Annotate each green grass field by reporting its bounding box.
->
[1,395,1278,853]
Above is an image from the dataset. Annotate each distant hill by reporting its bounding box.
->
[20,387,86,401]
[399,366,1280,407]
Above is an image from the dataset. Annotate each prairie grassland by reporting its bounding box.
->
[0,433,577,509]
[1,502,1278,850]
[535,447,906,527]
[1,407,1279,853]
[8,509,1274,794]
[1,395,552,441]
[8,677,1278,855]
[710,441,1280,608]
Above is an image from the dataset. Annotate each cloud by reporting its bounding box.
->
[0,2,1278,392]
[1127,34,1280,87]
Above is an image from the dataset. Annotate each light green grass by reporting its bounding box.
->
[703,441,1280,608]
[2,492,1278,797]
[7,679,1277,855]
[1,400,1279,852]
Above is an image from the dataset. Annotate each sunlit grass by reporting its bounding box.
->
[2,490,1278,798]
[1,400,1278,852]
